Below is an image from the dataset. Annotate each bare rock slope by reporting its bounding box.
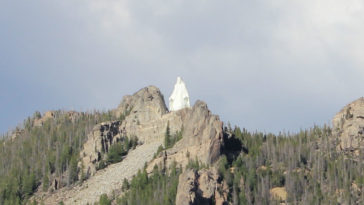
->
[39,140,162,204]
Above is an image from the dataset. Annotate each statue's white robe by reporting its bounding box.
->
[169,77,190,111]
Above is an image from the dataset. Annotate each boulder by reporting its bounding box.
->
[270,187,287,202]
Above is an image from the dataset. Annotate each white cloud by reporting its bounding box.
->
[1,0,364,134]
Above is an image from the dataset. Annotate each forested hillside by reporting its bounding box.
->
[1,114,363,205]
[220,125,362,204]
[0,110,122,204]
[1,89,363,205]
[114,125,363,205]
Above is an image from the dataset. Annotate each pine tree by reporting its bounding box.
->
[164,122,171,148]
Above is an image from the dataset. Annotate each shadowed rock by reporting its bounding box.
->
[176,168,229,205]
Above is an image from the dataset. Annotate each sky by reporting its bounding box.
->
[1,0,364,135]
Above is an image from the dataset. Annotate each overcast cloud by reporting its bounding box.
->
[1,0,364,134]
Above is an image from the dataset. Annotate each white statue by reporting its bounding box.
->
[169,77,191,111]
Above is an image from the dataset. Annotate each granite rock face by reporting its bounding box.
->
[115,86,178,143]
[115,86,168,122]
[147,100,224,172]
[176,168,229,205]
[81,85,225,178]
[115,85,224,170]
[81,86,173,176]
[80,121,123,176]
[181,100,223,164]
[332,97,364,155]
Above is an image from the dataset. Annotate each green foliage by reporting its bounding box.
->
[97,160,108,171]
[219,125,363,204]
[98,136,139,169]
[118,162,181,205]
[121,178,130,192]
[42,173,49,192]
[270,170,285,187]
[186,158,201,171]
[99,194,112,205]
[153,125,183,159]
[186,157,208,172]
[164,122,171,148]
[23,172,37,197]
[218,155,228,176]
[154,145,164,159]
[107,142,126,164]
[33,111,41,119]
[164,122,183,149]
[68,155,79,184]
[1,108,362,205]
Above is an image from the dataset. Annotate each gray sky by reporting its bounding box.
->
[1,0,364,134]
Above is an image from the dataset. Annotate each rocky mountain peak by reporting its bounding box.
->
[114,85,168,122]
[36,85,225,204]
[82,86,223,178]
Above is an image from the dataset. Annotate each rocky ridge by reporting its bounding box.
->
[38,85,225,204]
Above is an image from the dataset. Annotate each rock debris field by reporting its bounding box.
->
[40,139,163,205]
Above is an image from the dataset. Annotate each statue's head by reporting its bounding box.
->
[177,76,182,84]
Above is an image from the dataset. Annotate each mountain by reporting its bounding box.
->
[0,86,363,205]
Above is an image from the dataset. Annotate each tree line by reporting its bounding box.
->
[0,110,122,205]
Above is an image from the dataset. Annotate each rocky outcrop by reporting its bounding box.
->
[33,110,81,127]
[80,121,123,176]
[67,111,81,123]
[80,86,173,176]
[114,86,168,122]
[148,100,224,171]
[34,111,56,126]
[332,97,364,155]
[180,101,223,164]
[176,168,229,205]
[82,85,224,177]
[270,187,287,202]
[113,86,181,144]
[43,85,224,204]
